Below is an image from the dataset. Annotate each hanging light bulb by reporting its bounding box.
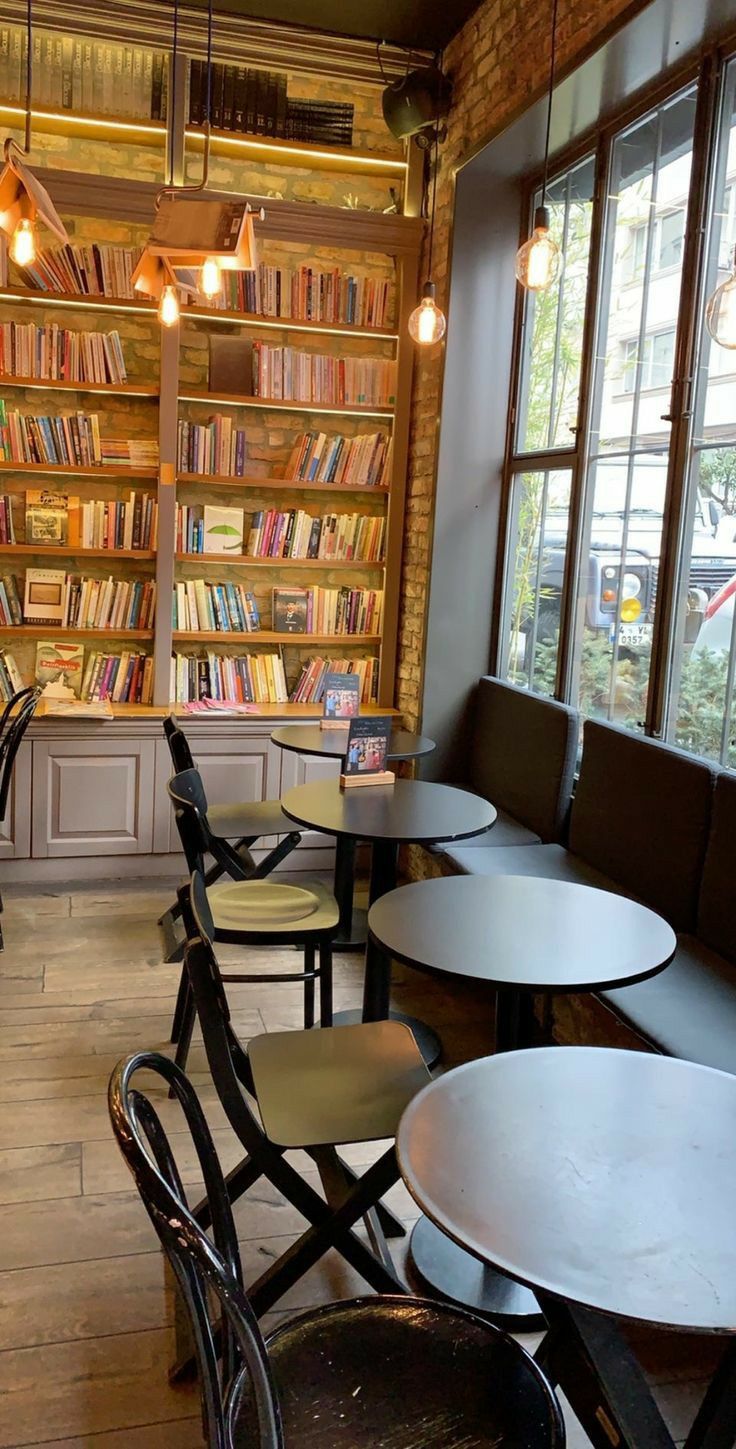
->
[408,282,447,344]
[201,255,222,299]
[9,216,36,267]
[159,284,180,327]
[706,245,736,349]
[515,205,561,291]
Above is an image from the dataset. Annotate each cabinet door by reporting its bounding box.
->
[279,745,341,852]
[0,740,31,859]
[32,738,156,857]
[153,732,281,853]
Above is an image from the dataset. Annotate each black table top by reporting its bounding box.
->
[271,725,436,762]
[398,1046,736,1332]
[280,779,496,844]
[368,875,676,993]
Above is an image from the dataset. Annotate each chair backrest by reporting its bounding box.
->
[0,685,37,748]
[108,1050,283,1448]
[469,677,578,842]
[164,713,196,772]
[167,767,211,873]
[0,688,38,823]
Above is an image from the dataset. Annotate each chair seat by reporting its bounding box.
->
[208,878,338,936]
[231,1297,563,1446]
[248,1020,430,1147]
[207,798,294,840]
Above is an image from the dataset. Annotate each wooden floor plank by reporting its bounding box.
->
[0,1143,81,1206]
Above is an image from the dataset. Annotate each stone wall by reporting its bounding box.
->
[396,0,650,728]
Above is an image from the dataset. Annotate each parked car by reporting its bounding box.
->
[692,572,736,657]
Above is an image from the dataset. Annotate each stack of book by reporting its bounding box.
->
[172,650,288,704]
[79,494,158,551]
[284,431,392,487]
[188,61,287,136]
[251,345,396,407]
[212,266,391,328]
[0,323,128,385]
[0,27,168,118]
[0,648,24,700]
[81,650,153,703]
[285,97,353,147]
[290,655,379,704]
[65,576,157,631]
[99,438,159,469]
[247,509,385,561]
[16,245,141,298]
[0,495,15,543]
[173,580,260,633]
[0,574,22,625]
[177,417,247,476]
[0,405,102,465]
[272,585,382,635]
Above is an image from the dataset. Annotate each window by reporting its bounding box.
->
[500,468,572,695]
[657,209,685,269]
[621,330,676,392]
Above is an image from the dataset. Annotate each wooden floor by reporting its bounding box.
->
[0,877,723,1447]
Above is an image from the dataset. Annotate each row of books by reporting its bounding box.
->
[16,489,157,551]
[177,418,248,478]
[250,345,396,407]
[273,585,382,636]
[210,266,391,329]
[0,567,155,629]
[83,651,153,703]
[0,28,167,118]
[285,97,354,148]
[0,649,22,701]
[102,438,159,468]
[0,495,15,543]
[284,431,392,487]
[0,406,157,469]
[172,650,289,705]
[290,655,379,704]
[245,509,385,562]
[0,574,21,627]
[173,580,260,634]
[187,59,353,147]
[17,246,141,299]
[0,324,128,385]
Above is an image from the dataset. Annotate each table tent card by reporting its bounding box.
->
[320,669,360,729]
[340,714,395,788]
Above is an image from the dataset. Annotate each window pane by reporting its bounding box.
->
[572,87,697,727]
[501,468,572,695]
[516,158,594,452]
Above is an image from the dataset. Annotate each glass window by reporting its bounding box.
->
[500,468,572,696]
[657,209,685,269]
[515,157,595,452]
[621,330,676,392]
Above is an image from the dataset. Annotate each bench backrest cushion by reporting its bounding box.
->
[697,770,736,963]
[570,718,715,931]
[469,677,578,843]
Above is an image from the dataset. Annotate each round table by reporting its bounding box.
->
[272,726,435,949]
[370,875,676,1323]
[281,780,496,1065]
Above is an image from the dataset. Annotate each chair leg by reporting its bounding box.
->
[319,939,333,1026]
[170,966,190,1044]
[173,987,197,1077]
[249,831,302,880]
[303,943,315,1029]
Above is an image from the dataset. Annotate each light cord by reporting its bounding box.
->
[540,0,560,207]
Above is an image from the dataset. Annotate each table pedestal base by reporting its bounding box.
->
[408,1217,545,1328]
[333,905,368,951]
[332,1007,442,1069]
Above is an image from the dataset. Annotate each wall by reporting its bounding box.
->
[396,0,652,730]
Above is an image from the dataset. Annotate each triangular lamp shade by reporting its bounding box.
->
[143,195,259,273]
[0,153,68,246]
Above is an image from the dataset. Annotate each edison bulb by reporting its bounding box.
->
[706,248,736,349]
[10,217,36,268]
[515,205,561,292]
[201,256,222,300]
[158,284,180,327]
[408,282,446,345]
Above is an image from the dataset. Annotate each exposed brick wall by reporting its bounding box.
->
[396,0,651,729]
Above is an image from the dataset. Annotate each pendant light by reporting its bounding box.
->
[0,0,68,265]
[705,244,736,349]
[515,0,562,292]
[408,114,446,345]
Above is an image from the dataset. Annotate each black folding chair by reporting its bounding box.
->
[0,687,39,949]
[167,771,337,1075]
[158,716,302,962]
[109,1048,566,1448]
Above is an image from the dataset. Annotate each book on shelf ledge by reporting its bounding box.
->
[246,508,385,561]
[273,584,382,636]
[204,264,390,329]
[35,639,84,694]
[284,431,392,487]
[0,322,128,384]
[0,403,159,469]
[173,580,260,634]
[19,567,156,630]
[176,504,244,556]
[17,489,157,550]
[291,655,378,705]
[247,344,396,408]
[0,647,24,699]
[14,244,141,298]
[1,27,168,120]
[0,495,15,543]
[81,650,153,703]
[180,697,260,715]
[172,649,288,705]
[187,59,353,146]
[177,416,247,477]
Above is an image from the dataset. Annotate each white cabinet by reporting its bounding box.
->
[32,737,156,857]
[0,740,31,859]
[153,730,282,853]
[278,741,341,852]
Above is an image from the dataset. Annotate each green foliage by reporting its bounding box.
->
[698,449,736,517]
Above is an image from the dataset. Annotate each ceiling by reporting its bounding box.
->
[186,0,481,51]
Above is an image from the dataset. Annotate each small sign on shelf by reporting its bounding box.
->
[339,714,395,789]
[320,670,360,730]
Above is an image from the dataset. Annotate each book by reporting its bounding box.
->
[322,670,360,721]
[208,335,254,394]
[202,505,244,554]
[25,490,78,547]
[35,639,84,695]
[342,715,392,777]
[272,587,309,634]
[24,567,67,625]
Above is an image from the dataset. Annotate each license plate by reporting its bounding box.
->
[611,622,652,648]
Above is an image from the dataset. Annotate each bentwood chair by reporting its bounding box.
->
[109,1048,566,1447]
[0,687,39,949]
[167,771,338,1074]
[158,716,302,962]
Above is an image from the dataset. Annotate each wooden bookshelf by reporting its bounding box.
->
[175,553,384,568]
[0,377,159,398]
[0,463,158,480]
[0,103,165,146]
[184,304,398,342]
[180,388,396,420]
[172,631,381,644]
[0,626,154,638]
[177,472,390,496]
[186,125,407,176]
[0,286,156,317]
[0,545,156,560]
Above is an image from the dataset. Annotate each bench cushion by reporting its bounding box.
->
[442,807,540,851]
[443,841,621,890]
[602,935,736,1075]
[469,678,577,843]
[569,719,715,932]
[697,770,736,964]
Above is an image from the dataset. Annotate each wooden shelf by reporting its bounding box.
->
[0,463,158,480]
[0,626,153,638]
[0,102,165,146]
[0,544,156,560]
[0,376,159,398]
[180,388,395,420]
[176,552,384,568]
[183,303,397,342]
[0,286,156,317]
[34,699,396,719]
[177,472,390,496]
[186,125,406,177]
[172,631,381,644]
